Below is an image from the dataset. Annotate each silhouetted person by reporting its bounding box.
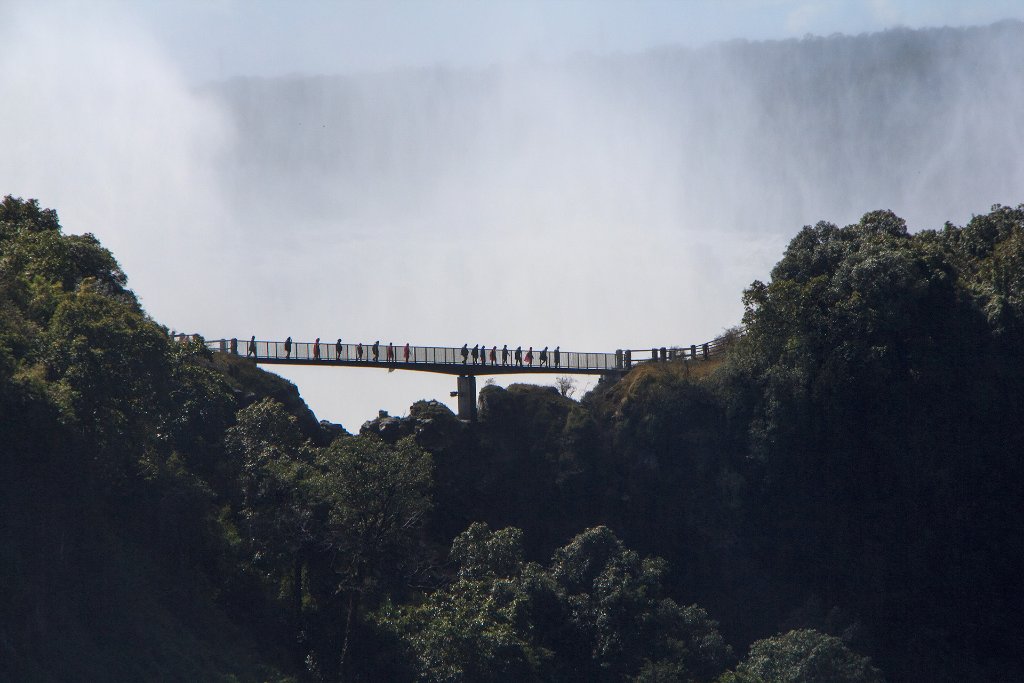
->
[489,345,497,364]
[336,338,343,360]
[461,344,469,364]
[387,342,395,362]
[404,342,411,363]
[313,337,321,360]
[515,346,523,366]
[471,345,479,364]
[372,340,380,361]
[502,344,509,365]
[284,336,292,359]
[525,346,533,366]
[247,335,257,357]
[540,346,548,366]
[554,346,560,367]
[357,342,364,360]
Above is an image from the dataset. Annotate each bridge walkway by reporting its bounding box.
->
[200,336,730,420]
[204,339,723,376]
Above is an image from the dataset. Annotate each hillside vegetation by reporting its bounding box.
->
[2,196,1023,682]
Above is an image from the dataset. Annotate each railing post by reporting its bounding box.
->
[691,344,697,360]
[652,348,658,361]
[703,343,709,359]
[624,349,632,368]
[660,347,667,361]
[615,349,623,369]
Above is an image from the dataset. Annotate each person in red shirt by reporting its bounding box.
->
[403,343,411,363]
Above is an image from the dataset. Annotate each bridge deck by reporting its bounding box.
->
[203,339,721,376]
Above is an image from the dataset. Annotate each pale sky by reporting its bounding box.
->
[3,0,1023,430]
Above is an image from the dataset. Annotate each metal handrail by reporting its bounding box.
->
[196,332,739,372]
[209,339,620,370]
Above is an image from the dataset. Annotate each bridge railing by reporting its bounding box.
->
[208,339,624,371]
[623,334,734,363]
[202,332,740,370]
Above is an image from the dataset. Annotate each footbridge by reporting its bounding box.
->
[199,337,730,420]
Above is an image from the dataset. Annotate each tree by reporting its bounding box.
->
[41,279,171,484]
[310,435,432,678]
[725,208,1024,678]
[550,526,732,681]
[224,398,318,653]
[381,523,550,682]
[555,376,577,399]
[736,629,883,683]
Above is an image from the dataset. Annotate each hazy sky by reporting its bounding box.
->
[129,0,1024,80]
[3,0,1023,430]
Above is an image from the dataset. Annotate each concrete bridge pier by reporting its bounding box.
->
[456,375,478,421]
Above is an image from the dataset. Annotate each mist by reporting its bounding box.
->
[3,5,1022,430]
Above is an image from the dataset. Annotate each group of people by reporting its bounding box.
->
[239,336,562,368]
[244,336,415,363]
[460,344,560,368]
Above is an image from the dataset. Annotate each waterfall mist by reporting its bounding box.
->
[3,7,1022,429]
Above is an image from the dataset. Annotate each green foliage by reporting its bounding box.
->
[1,194,126,298]
[42,279,171,463]
[384,524,731,683]
[0,194,61,234]
[737,629,883,683]
[313,435,433,589]
[226,399,317,573]
[942,204,1024,336]
[552,526,732,681]
[452,522,526,580]
[377,523,549,682]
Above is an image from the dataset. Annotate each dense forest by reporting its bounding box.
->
[2,196,1023,681]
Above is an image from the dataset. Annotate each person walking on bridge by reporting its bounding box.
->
[356,342,364,360]
[372,341,380,362]
[540,346,548,367]
[336,338,343,360]
[471,344,479,364]
[314,337,321,360]
[525,346,534,366]
[284,336,292,359]
[247,335,257,358]
[404,342,411,363]
[489,345,497,365]
[515,346,523,366]
[461,344,469,364]
[554,346,560,367]
[387,342,395,362]
[502,344,509,365]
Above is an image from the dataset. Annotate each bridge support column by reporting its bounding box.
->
[457,375,477,421]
